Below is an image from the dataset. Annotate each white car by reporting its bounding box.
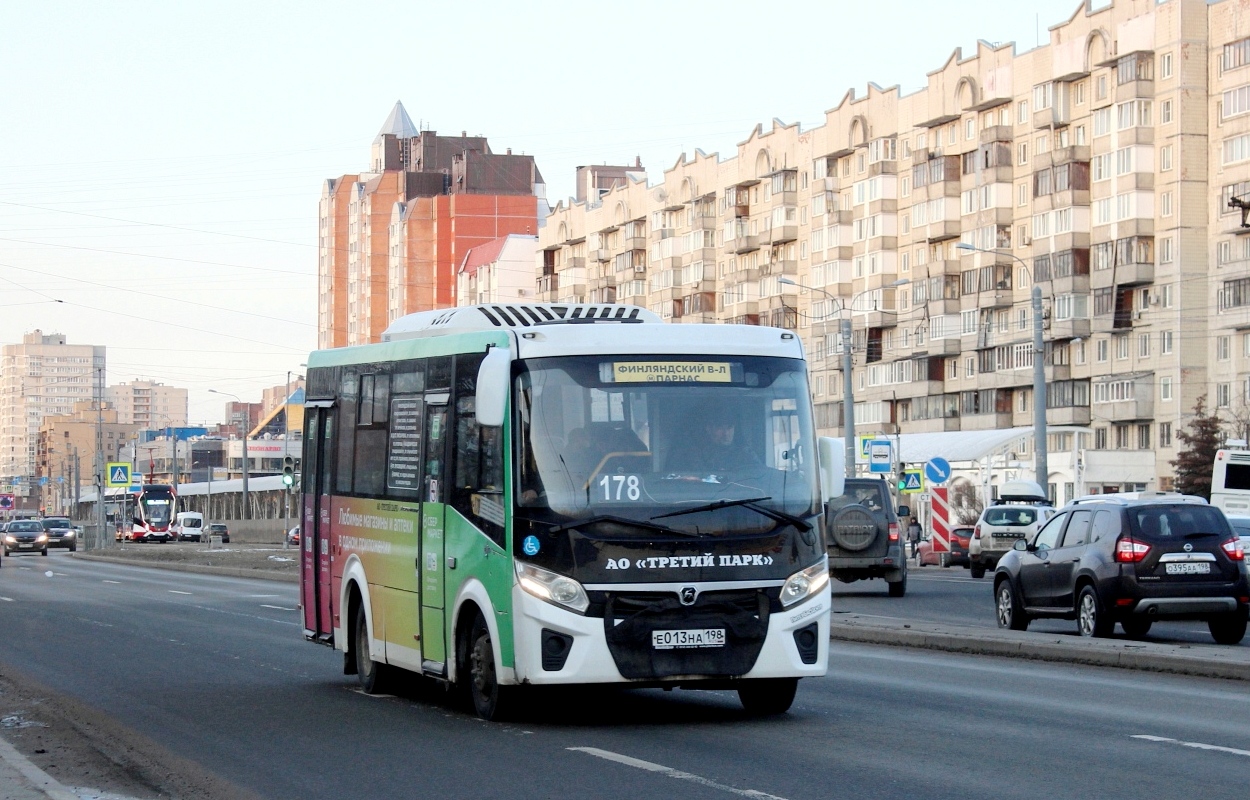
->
[968,480,1056,579]
[1224,512,1250,553]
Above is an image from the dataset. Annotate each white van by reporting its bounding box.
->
[173,511,204,542]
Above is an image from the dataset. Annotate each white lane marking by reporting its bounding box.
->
[103,580,121,584]
[0,598,12,602]
[248,594,279,598]
[1132,734,1250,758]
[168,590,192,595]
[260,604,295,611]
[569,747,789,799]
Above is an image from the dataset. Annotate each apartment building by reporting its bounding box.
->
[457,234,540,306]
[0,331,105,501]
[318,101,547,348]
[35,402,138,514]
[538,0,1250,498]
[106,379,188,428]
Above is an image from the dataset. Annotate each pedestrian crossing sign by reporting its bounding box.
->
[106,463,132,488]
[900,470,924,494]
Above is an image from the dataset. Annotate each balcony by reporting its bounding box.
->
[1116,261,1155,287]
[692,215,718,231]
[650,227,675,243]
[1092,312,1134,332]
[1049,318,1091,340]
[537,274,558,296]
[1103,396,1155,422]
[734,235,760,254]
[1115,78,1154,102]
[1046,406,1091,426]
[1049,274,1089,296]
[1216,302,1250,331]
[759,259,798,277]
[566,256,586,270]
[963,411,1014,431]
[591,249,611,263]
[979,125,1014,144]
[624,235,647,251]
[771,224,799,244]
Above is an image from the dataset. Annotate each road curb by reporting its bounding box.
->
[69,553,298,583]
[0,731,80,800]
[828,617,1250,682]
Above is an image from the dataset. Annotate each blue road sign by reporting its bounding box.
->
[868,440,892,474]
[925,457,952,485]
[900,471,923,493]
[107,463,132,487]
[38,477,47,486]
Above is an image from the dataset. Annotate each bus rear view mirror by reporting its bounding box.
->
[818,437,845,501]
[475,347,512,427]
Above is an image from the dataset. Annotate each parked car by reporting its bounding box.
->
[993,492,1250,643]
[969,480,1055,579]
[4,519,49,556]
[40,517,77,551]
[207,523,230,544]
[825,478,909,597]
[1226,513,1250,552]
[286,526,300,547]
[918,526,974,568]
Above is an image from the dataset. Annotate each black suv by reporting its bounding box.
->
[825,478,909,597]
[993,494,1249,644]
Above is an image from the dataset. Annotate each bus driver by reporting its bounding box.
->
[668,406,761,475]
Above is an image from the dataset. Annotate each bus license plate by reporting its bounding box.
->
[1165,562,1210,575]
[651,629,725,650]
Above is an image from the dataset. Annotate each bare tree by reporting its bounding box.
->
[950,480,984,525]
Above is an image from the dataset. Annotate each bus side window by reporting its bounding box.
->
[452,354,505,547]
[335,369,358,494]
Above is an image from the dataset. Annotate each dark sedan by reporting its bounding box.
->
[4,520,49,556]
[41,517,78,551]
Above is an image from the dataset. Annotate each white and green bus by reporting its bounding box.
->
[300,303,840,719]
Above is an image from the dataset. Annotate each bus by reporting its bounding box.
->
[127,484,176,542]
[300,303,839,719]
[1212,449,1250,514]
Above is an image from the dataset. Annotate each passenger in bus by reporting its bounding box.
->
[668,407,760,474]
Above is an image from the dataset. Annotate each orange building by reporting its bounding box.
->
[318,102,546,347]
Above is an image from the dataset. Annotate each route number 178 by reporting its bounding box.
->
[598,474,641,501]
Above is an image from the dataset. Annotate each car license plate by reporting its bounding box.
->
[19,543,33,549]
[651,629,725,650]
[1165,562,1211,575]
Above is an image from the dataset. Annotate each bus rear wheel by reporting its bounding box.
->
[465,615,511,721]
[737,678,798,715]
[354,604,388,694]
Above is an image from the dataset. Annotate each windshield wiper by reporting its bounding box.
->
[650,496,811,531]
[547,514,701,538]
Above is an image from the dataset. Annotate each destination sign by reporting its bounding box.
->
[606,361,738,383]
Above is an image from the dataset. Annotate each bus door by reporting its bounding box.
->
[419,394,450,676]
[302,402,335,643]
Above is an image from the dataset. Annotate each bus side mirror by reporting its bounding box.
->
[818,437,845,502]
[475,347,512,427]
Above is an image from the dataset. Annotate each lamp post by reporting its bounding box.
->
[780,277,909,481]
[956,242,1048,495]
[209,389,249,519]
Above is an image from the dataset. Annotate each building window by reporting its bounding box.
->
[1161,330,1173,355]
[1160,422,1172,448]
[1095,427,1108,449]
[1160,52,1173,79]
[1218,382,1232,408]
[1161,99,1173,124]
[1139,333,1151,358]
[1137,424,1151,450]
[1160,145,1173,171]
[1161,192,1173,218]
[1096,339,1109,362]
[1163,284,1173,308]
[1116,336,1130,360]
[1219,335,1232,361]
[1161,376,1173,402]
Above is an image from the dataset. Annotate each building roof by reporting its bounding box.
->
[459,236,512,277]
[376,101,418,141]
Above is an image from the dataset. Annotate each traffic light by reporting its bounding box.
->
[282,456,295,487]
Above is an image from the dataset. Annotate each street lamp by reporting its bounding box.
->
[780,276,909,480]
[208,389,249,519]
[956,241,1048,494]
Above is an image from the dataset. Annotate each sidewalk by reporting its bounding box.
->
[828,612,1250,681]
[0,731,79,800]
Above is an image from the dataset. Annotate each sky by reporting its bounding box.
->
[0,0,1087,425]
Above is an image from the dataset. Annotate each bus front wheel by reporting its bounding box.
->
[737,678,798,715]
[465,615,511,721]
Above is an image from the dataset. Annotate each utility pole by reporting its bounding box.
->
[842,316,855,481]
[94,365,105,549]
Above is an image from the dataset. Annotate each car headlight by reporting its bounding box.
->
[63,530,74,538]
[4,535,14,544]
[36,534,47,542]
[515,561,589,614]
[780,556,830,608]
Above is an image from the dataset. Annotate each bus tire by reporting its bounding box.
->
[354,603,388,694]
[465,614,510,721]
[737,678,798,715]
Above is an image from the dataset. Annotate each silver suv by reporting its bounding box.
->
[969,480,1054,579]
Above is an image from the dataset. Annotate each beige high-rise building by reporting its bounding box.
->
[106,380,188,429]
[1,331,105,502]
[539,0,1250,500]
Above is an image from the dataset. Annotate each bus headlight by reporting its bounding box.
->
[780,556,829,608]
[516,561,589,614]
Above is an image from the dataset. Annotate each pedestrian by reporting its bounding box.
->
[907,518,922,559]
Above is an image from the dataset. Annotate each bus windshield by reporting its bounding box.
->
[515,354,819,534]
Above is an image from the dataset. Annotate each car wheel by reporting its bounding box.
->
[995,579,1029,631]
[738,678,799,715]
[1209,611,1248,645]
[353,604,389,694]
[887,568,907,598]
[970,563,986,579]
[940,553,950,568]
[1121,618,1152,639]
[465,615,510,720]
[69,543,76,552]
[1077,586,1112,638]
[41,548,48,556]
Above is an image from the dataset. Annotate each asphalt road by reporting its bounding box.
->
[1,552,1249,799]
[831,559,1250,647]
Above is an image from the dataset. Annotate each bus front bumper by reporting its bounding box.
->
[510,584,830,686]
